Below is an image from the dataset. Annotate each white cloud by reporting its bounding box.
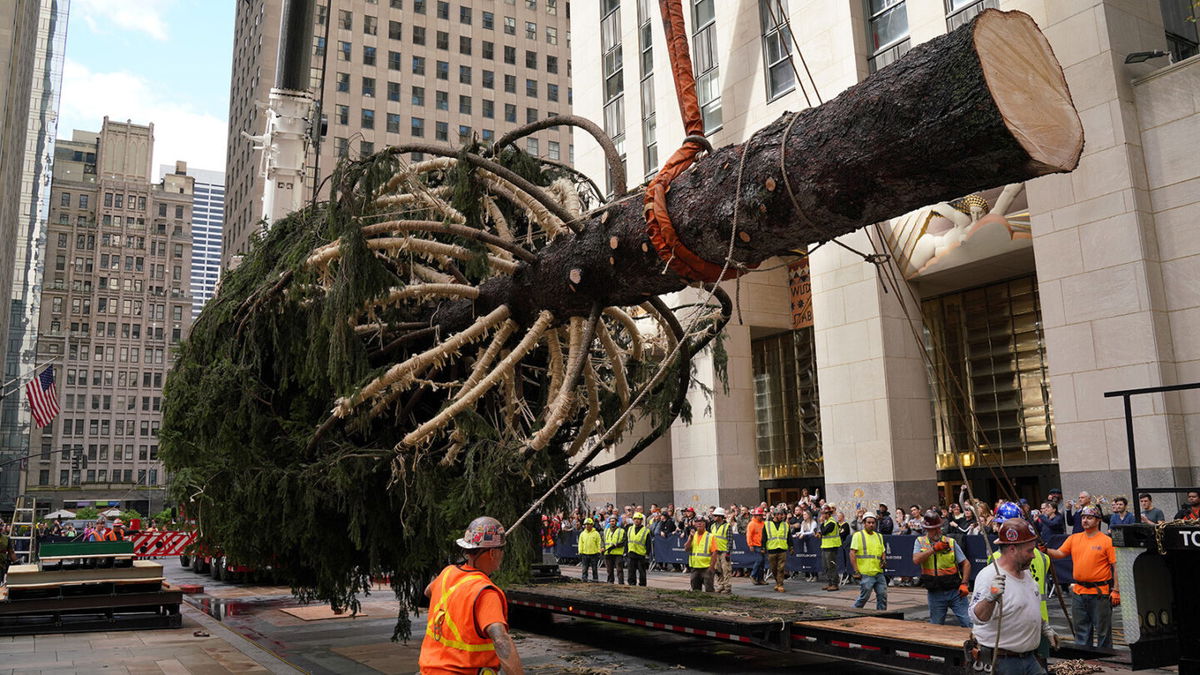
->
[59,59,227,173]
[73,0,172,41]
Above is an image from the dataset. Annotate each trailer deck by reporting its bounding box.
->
[506,580,974,672]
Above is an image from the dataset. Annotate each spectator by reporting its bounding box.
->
[1046,506,1119,649]
[946,503,969,540]
[902,505,924,535]
[1138,493,1165,525]
[735,505,750,534]
[1067,491,1104,533]
[63,523,78,539]
[1035,501,1065,540]
[961,509,980,535]
[1047,488,1063,509]
[792,508,818,580]
[875,504,895,535]
[851,507,868,533]
[1174,490,1200,521]
[1109,497,1136,528]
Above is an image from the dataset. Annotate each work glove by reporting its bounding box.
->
[853,573,862,582]
[1112,591,1121,607]
[958,583,970,598]
[1042,621,1060,649]
[984,575,1006,602]
[932,540,950,552]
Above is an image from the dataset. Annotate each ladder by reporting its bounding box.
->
[9,495,36,563]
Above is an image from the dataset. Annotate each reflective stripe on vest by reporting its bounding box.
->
[419,565,505,672]
[821,518,841,549]
[627,526,649,555]
[918,536,959,575]
[604,526,626,555]
[710,521,730,552]
[851,530,885,576]
[766,520,789,551]
[689,532,713,568]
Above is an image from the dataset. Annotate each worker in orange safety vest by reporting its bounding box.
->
[419,516,523,675]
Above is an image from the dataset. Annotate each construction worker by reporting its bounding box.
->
[912,510,972,626]
[1045,505,1119,649]
[968,518,1059,675]
[1,521,17,584]
[818,504,841,591]
[577,518,602,582]
[418,516,523,675]
[685,517,718,592]
[765,507,790,593]
[989,503,1054,663]
[603,514,626,584]
[626,512,650,586]
[746,507,767,585]
[849,513,887,610]
[87,519,118,542]
[709,507,732,594]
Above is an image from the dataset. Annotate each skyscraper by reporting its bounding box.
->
[162,165,224,318]
[223,0,574,268]
[0,0,69,513]
[25,118,195,516]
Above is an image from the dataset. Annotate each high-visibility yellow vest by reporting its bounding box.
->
[688,532,713,569]
[627,526,649,555]
[577,529,603,555]
[851,530,885,576]
[821,517,841,549]
[710,521,730,552]
[917,536,960,577]
[604,526,626,555]
[766,520,789,551]
[989,549,1051,621]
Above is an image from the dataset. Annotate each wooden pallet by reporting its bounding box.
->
[793,616,970,650]
[6,560,164,588]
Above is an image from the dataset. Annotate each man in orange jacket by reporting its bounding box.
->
[419,516,524,675]
[745,508,767,585]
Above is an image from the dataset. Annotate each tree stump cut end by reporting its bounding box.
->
[975,9,1084,172]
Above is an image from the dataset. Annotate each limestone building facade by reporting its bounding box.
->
[22,119,196,515]
[573,0,1200,515]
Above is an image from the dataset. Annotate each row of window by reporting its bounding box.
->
[49,320,176,341]
[327,1,561,35]
[43,442,159,462]
[56,415,162,435]
[65,369,165,388]
[55,344,173,364]
[335,70,564,103]
[58,192,187,219]
[41,468,158,487]
[336,133,561,160]
[55,233,180,256]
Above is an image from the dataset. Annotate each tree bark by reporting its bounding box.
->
[436,9,1081,331]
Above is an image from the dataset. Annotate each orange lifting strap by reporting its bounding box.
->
[643,0,747,283]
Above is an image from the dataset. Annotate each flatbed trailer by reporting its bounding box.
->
[0,582,183,636]
[506,581,971,673]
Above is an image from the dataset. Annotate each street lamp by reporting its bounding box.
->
[1124,50,1170,64]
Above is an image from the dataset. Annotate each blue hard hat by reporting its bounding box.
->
[995,502,1022,523]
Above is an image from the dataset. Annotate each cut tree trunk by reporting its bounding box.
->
[434,8,1083,331]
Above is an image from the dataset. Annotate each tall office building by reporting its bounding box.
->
[223,0,574,267]
[576,0,1200,510]
[0,0,69,514]
[25,118,195,516]
[162,165,224,318]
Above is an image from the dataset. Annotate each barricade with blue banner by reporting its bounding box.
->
[553,529,1076,587]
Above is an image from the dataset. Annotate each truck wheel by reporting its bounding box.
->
[211,557,223,579]
[179,555,190,568]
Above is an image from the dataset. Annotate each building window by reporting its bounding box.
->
[865,0,910,73]
[339,41,352,60]
[436,30,449,50]
[413,25,426,45]
[388,81,401,101]
[412,85,426,105]
[436,121,449,141]
[459,35,472,55]
[527,138,539,155]
[388,50,403,70]
[363,46,377,66]
[547,83,559,102]
[548,140,560,160]
[547,54,559,74]
[945,0,997,31]
[336,72,350,92]
[601,0,626,162]
[436,60,449,79]
[525,21,537,40]
[753,329,823,480]
[546,26,557,44]
[637,0,657,178]
[482,70,495,88]
[389,20,403,40]
[387,112,402,133]
[504,16,516,35]
[459,95,472,114]
[482,11,494,29]
[362,77,376,97]
[526,78,538,97]
[1162,0,1199,61]
[412,117,425,137]
[526,50,538,69]
[526,107,539,123]
[692,0,722,132]
[460,6,472,24]
[504,103,517,123]
[362,109,375,129]
[412,55,426,75]
[547,0,558,14]
[482,99,494,118]
[504,74,516,93]
[338,9,352,30]
[482,41,495,59]
[459,65,472,84]
[759,0,796,100]
[364,15,378,35]
[436,90,449,110]
[923,276,1057,471]
[504,45,516,64]
[437,1,449,19]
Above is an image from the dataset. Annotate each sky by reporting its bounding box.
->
[58,0,235,177]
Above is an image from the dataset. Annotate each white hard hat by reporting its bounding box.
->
[712,507,725,517]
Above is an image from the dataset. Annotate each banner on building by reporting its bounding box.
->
[788,257,813,330]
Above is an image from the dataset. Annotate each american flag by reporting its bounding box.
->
[26,366,60,428]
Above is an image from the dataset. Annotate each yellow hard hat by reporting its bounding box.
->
[633,512,644,520]
[584,517,594,525]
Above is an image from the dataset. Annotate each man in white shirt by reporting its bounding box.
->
[969,518,1060,675]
